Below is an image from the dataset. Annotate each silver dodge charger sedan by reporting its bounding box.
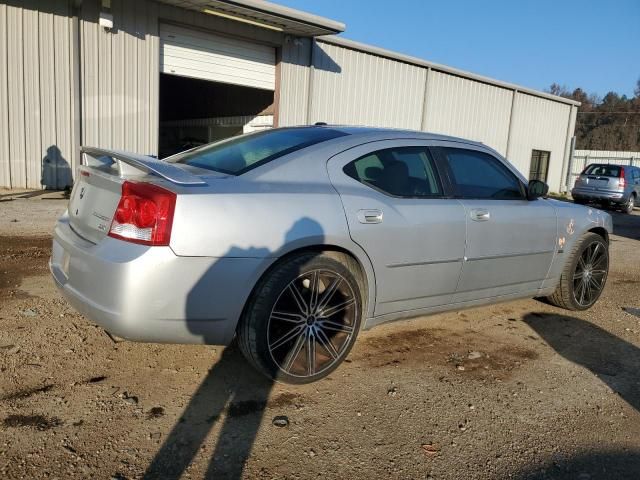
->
[50,126,613,383]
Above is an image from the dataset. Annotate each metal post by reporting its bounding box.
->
[564,136,576,192]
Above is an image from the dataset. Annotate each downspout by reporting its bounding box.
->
[505,89,518,159]
[419,67,431,131]
[561,104,577,193]
[305,38,316,125]
[71,0,83,186]
[564,136,576,193]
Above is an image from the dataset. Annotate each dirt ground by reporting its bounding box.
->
[1,190,640,479]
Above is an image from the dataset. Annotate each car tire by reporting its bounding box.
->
[623,194,635,214]
[546,232,609,311]
[573,198,586,205]
[237,251,364,384]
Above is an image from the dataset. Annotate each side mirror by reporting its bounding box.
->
[527,179,549,200]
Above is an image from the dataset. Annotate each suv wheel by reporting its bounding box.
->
[624,194,635,214]
[546,232,609,311]
[237,252,364,384]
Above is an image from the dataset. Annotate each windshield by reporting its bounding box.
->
[166,127,349,175]
[582,164,622,177]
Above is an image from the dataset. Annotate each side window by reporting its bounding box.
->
[441,148,524,200]
[343,147,442,197]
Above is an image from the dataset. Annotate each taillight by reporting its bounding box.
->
[619,168,626,188]
[109,181,176,246]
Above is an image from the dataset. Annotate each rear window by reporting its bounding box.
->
[166,128,348,175]
[582,164,623,177]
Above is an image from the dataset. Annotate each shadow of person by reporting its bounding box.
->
[143,343,273,479]
[41,145,72,190]
[144,217,325,479]
[523,313,640,413]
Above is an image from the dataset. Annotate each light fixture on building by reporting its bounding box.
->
[202,8,283,32]
[99,0,114,31]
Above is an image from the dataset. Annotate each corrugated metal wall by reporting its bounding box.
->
[507,92,572,191]
[423,71,513,155]
[277,38,576,192]
[0,0,76,189]
[278,35,311,126]
[79,0,282,158]
[308,41,426,129]
[80,0,159,157]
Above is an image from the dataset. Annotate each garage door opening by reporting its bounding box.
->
[159,74,274,158]
[158,24,276,158]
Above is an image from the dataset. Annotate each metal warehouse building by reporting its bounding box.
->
[0,0,579,192]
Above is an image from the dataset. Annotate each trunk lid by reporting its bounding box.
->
[575,165,625,192]
[68,147,208,244]
[578,175,613,190]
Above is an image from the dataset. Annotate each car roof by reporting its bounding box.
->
[291,124,485,147]
[586,163,633,168]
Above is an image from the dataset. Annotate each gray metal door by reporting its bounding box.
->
[327,140,466,316]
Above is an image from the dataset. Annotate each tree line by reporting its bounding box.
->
[546,79,640,151]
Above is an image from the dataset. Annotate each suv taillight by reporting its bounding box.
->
[109,181,176,246]
[619,167,626,188]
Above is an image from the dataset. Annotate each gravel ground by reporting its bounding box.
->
[1,193,640,480]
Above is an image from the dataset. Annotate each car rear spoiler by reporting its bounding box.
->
[81,146,207,186]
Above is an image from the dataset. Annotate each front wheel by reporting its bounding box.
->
[546,232,609,311]
[237,252,364,384]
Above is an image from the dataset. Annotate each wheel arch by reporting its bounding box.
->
[587,226,609,244]
[238,242,377,331]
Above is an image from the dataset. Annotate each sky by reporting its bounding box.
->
[276,0,640,98]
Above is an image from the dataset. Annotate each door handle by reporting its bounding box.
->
[470,208,490,221]
[357,209,383,224]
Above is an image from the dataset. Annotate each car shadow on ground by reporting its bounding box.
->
[514,450,640,479]
[609,209,640,241]
[523,312,639,413]
[144,217,327,479]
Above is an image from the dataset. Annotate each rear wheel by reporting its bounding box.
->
[546,232,609,311]
[237,252,363,384]
[623,194,635,214]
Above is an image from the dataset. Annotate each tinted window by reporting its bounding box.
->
[167,127,348,175]
[344,147,442,197]
[442,148,524,200]
[582,164,622,177]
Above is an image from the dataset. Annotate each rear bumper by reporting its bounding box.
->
[50,213,269,345]
[571,187,627,204]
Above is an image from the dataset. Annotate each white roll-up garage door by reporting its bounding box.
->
[160,24,276,91]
